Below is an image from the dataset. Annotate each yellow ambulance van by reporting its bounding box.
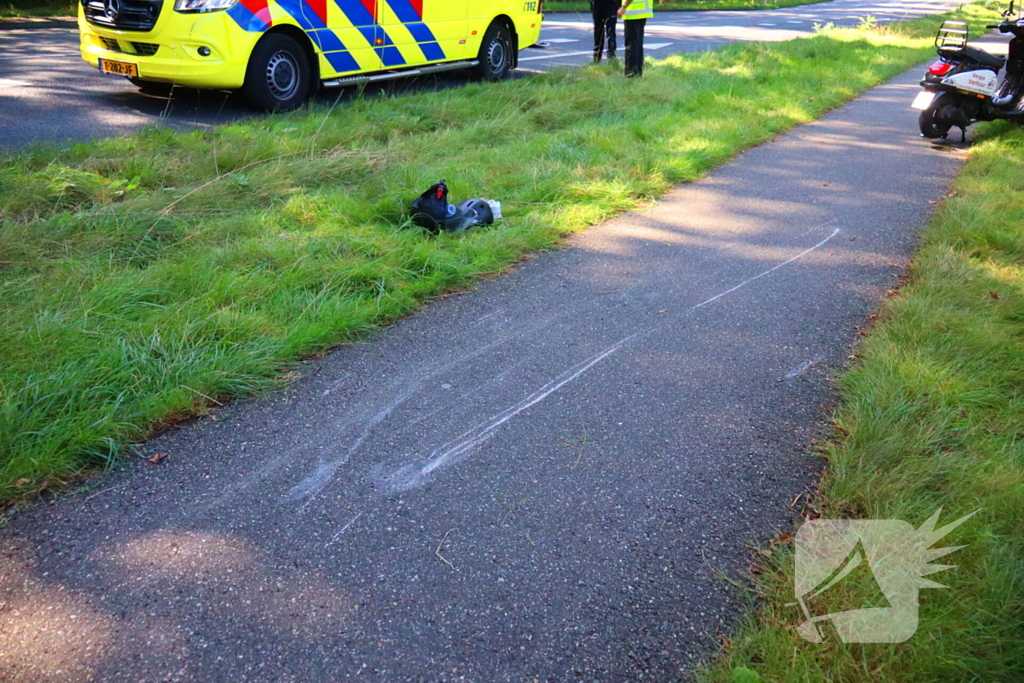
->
[78,0,544,110]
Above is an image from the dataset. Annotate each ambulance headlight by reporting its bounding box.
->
[174,0,237,13]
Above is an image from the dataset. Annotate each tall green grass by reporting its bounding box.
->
[701,122,1024,682]
[0,18,947,501]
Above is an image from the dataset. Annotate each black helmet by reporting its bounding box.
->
[455,199,494,230]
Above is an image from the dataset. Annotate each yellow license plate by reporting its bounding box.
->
[99,59,138,77]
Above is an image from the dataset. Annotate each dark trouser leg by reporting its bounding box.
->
[605,16,617,58]
[593,13,606,61]
[624,18,646,77]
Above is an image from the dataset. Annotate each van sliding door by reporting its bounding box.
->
[312,0,382,77]
[378,0,469,66]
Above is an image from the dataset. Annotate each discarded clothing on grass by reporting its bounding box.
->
[410,180,500,233]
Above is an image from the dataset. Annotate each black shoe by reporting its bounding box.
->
[607,52,617,60]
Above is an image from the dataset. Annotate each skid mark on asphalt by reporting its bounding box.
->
[785,355,824,379]
[379,228,843,492]
[280,317,558,511]
[290,387,418,511]
[190,319,554,519]
[383,339,637,493]
[403,358,530,429]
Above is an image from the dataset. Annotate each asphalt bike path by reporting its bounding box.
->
[0,64,967,681]
[0,0,965,150]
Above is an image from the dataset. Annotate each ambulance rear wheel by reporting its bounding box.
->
[243,34,310,112]
[475,23,513,81]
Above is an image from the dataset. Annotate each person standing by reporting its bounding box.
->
[617,0,653,77]
[590,0,619,62]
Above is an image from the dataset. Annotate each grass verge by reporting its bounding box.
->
[700,121,1024,681]
[0,13,959,504]
[0,0,74,19]
[544,0,828,12]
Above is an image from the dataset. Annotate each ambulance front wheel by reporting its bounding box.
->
[243,34,311,112]
[476,23,513,81]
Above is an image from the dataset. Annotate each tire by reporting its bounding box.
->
[243,34,311,112]
[129,78,174,97]
[475,23,514,82]
[919,93,953,139]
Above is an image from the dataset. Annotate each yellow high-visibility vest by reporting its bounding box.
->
[622,0,654,19]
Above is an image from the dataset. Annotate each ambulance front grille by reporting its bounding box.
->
[83,0,162,32]
[131,42,159,56]
[97,37,160,56]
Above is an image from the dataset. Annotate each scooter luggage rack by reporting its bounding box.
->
[935,20,969,54]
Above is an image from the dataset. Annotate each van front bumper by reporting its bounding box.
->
[78,7,253,89]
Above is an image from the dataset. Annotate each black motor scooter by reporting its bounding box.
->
[913,2,1024,141]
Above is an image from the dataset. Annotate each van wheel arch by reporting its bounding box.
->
[492,15,519,68]
[475,17,518,80]
[244,27,320,109]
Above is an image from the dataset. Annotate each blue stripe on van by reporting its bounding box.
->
[273,0,364,73]
[381,0,446,61]
[333,0,407,67]
[404,22,445,60]
[324,48,361,72]
[274,0,320,30]
[309,29,362,72]
[333,0,374,27]
[375,33,405,66]
[227,3,269,33]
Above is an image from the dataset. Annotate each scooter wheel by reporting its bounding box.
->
[919,94,953,139]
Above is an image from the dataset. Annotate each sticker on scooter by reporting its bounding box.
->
[941,70,999,96]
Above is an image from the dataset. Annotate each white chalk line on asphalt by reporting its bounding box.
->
[386,228,843,492]
[325,511,363,548]
[519,50,595,62]
[688,231,839,313]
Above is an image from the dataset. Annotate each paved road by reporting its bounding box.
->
[1,0,966,151]
[0,65,966,681]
